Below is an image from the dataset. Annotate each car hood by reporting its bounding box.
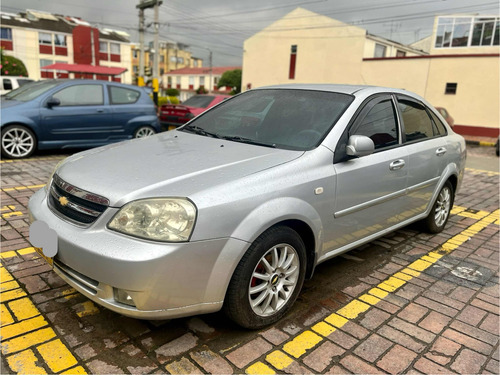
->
[57,131,303,206]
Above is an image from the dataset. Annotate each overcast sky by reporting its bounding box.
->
[1,0,498,66]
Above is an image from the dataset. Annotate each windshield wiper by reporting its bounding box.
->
[180,124,221,139]
[221,135,276,148]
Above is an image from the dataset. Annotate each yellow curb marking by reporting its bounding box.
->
[37,339,78,373]
[246,208,499,373]
[1,280,20,292]
[1,315,48,341]
[265,350,294,370]
[1,184,45,192]
[9,298,39,321]
[1,304,14,326]
[61,366,87,374]
[246,362,276,374]
[0,156,65,164]
[75,300,99,318]
[0,265,87,374]
[6,349,47,374]
[311,321,336,337]
[282,330,322,358]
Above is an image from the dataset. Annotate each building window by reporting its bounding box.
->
[54,34,66,46]
[133,66,138,74]
[374,44,386,58]
[176,76,181,89]
[110,43,120,54]
[445,83,457,95]
[436,16,500,48]
[189,76,194,90]
[199,76,205,87]
[472,18,497,46]
[133,49,138,58]
[289,45,297,79]
[40,59,54,78]
[1,27,12,40]
[396,50,406,57]
[99,42,108,53]
[193,59,198,67]
[160,55,165,63]
[39,32,52,45]
[1,27,13,51]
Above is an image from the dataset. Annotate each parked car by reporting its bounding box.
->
[1,79,160,159]
[159,94,230,130]
[0,75,34,95]
[28,85,466,328]
[435,107,454,128]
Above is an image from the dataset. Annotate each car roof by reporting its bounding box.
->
[256,83,410,96]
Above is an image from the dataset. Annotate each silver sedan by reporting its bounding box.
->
[28,84,466,328]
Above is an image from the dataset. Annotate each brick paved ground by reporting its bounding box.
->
[1,151,498,374]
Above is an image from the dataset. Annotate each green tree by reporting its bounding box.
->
[1,49,28,77]
[217,69,242,94]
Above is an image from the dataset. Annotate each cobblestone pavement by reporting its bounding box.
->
[1,149,499,375]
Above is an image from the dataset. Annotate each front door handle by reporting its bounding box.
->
[96,109,105,113]
[389,159,405,171]
[436,147,447,156]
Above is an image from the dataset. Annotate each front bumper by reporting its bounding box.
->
[28,188,250,319]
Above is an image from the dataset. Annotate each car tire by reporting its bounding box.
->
[224,226,307,329]
[423,181,454,234]
[1,125,37,159]
[134,126,156,138]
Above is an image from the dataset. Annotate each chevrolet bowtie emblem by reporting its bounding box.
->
[59,196,69,206]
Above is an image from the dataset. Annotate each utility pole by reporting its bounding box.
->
[138,6,145,87]
[208,50,213,94]
[136,0,162,98]
[152,0,160,105]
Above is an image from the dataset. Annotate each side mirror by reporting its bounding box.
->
[46,97,61,108]
[346,135,375,157]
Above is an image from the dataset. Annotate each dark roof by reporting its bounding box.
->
[0,11,130,42]
[1,14,74,34]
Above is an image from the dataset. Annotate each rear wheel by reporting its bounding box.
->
[1,125,37,159]
[423,181,454,233]
[134,126,156,138]
[224,226,306,329]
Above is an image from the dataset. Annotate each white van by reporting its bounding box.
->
[1,76,34,95]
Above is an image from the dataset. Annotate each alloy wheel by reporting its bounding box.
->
[2,127,35,158]
[248,243,300,317]
[434,186,451,227]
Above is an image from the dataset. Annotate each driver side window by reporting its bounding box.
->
[353,99,399,150]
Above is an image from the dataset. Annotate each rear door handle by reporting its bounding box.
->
[436,147,447,156]
[96,109,105,113]
[389,159,405,171]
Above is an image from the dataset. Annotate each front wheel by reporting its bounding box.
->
[134,126,156,138]
[423,181,454,233]
[224,226,306,329]
[1,125,37,159]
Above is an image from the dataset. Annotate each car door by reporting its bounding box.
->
[395,95,449,216]
[39,83,113,144]
[325,95,408,253]
[108,85,150,139]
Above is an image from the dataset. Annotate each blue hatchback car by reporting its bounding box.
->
[1,79,160,159]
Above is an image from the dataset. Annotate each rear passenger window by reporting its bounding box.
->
[398,99,434,142]
[110,86,140,104]
[53,85,104,106]
[429,111,448,136]
[354,100,398,150]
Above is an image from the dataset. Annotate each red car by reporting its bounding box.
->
[160,94,230,130]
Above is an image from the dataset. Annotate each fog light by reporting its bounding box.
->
[114,288,136,307]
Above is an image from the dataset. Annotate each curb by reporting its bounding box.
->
[465,139,496,147]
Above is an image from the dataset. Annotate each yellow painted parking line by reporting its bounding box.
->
[37,339,78,373]
[466,167,500,176]
[6,349,47,374]
[0,263,87,374]
[246,362,276,374]
[266,350,294,370]
[1,184,45,192]
[1,211,23,219]
[0,156,65,164]
[246,208,499,373]
[282,330,322,358]
[74,301,99,318]
[0,251,18,259]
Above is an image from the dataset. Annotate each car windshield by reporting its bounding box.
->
[183,95,215,108]
[180,89,353,151]
[3,80,59,101]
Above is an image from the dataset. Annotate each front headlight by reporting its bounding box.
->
[108,198,197,242]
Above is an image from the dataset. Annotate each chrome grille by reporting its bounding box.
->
[48,174,109,226]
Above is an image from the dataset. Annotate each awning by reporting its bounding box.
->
[41,63,127,76]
